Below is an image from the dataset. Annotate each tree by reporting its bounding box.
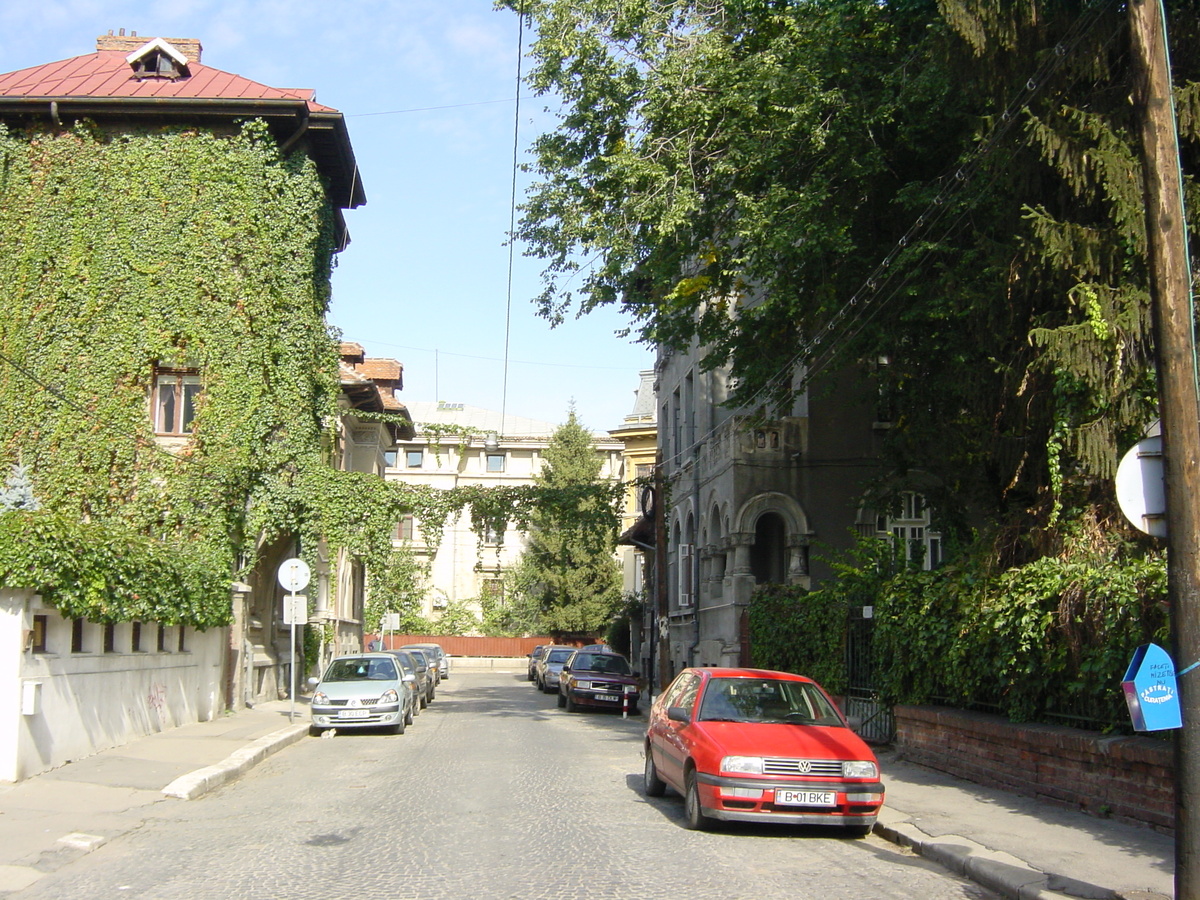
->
[516,411,623,633]
[364,546,433,635]
[506,0,1200,557]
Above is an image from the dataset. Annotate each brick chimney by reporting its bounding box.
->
[96,30,203,63]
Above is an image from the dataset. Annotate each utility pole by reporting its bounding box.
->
[1130,2,1200,896]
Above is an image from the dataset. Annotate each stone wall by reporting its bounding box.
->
[894,705,1174,832]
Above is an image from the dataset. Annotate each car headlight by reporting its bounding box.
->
[623,684,637,693]
[842,760,879,779]
[575,681,591,690]
[720,756,764,775]
[312,692,329,706]
[379,689,399,705]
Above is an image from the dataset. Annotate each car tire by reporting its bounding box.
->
[564,692,577,712]
[684,770,713,831]
[404,703,414,726]
[643,748,666,797]
[308,725,324,737]
[390,718,405,735]
[557,690,566,708]
[844,824,872,838]
[419,692,428,709]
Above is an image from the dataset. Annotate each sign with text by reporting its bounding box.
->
[1122,643,1182,731]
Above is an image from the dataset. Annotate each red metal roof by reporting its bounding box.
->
[0,44,336,112]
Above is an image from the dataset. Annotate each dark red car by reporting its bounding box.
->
[557,649,641,712]
[644,667,883,834]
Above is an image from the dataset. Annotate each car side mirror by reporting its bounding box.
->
[667,706,690,723]
[633,671,642,678]
[403,674,416,683]
[561,665,571,673]
[306,677,319,688]
[847,715,863,732]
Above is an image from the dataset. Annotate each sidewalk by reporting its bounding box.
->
[0,699,307,895]
[876,748,1173,900]
[0,679,1177,900]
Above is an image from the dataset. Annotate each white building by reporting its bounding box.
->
[389,402,624,621]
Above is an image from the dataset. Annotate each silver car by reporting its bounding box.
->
[308,653,410,735]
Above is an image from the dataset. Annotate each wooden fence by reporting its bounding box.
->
[363,634,587,658]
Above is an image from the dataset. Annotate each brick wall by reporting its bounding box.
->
[894,705,1174,832]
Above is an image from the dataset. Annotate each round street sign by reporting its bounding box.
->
[1116,435,1167,538]
[277,558,311,593]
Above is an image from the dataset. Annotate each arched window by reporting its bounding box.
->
[750,511,788,584]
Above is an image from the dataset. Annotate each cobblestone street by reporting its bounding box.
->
[16,671,994,900]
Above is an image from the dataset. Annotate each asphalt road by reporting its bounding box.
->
[16,670,995,900]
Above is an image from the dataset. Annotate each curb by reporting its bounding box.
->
[872,816,1168,900]
[161,723,309,801]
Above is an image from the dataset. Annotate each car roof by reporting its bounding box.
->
[334,652,394,660]
[684,667,817,683]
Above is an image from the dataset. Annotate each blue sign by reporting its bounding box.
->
[1122,643,1182,732]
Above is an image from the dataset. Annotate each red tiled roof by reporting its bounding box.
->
[0,44,335,112]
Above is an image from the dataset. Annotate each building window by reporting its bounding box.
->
[384,449,399,468]
[486,453,506,473]
[887,492,943,570]
[483,523,504,545]
[482,579,504,602]
[157,623,168,652]
[72,618,86,653]
[104,622,116,653]
[395,515,415,542]
[31,615,47,653]
[406,449,424,468]
[131,621,143,652]
[178,626,188,653]
[153,368,201,435]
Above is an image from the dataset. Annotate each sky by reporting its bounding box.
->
[0,0,654,435]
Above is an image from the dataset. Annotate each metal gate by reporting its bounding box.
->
[844,604,894,744]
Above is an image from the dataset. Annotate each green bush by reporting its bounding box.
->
[749,538,1167,731]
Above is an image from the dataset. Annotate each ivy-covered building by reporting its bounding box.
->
[0,32,387,779]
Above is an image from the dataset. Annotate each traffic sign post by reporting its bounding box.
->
[277,559,311,724]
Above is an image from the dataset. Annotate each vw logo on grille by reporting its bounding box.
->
[796,760,812,774]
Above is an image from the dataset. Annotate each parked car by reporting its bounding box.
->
[391,652,434,710]
[405,642,448,681]
[535,645,577,693]
[308,653,410,735]
[527,645,548,682]
[384,649,422,723]
[557,649,641,712]
[402,647,436,705]
[643,667,884,834]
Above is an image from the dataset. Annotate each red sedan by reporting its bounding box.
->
[644,667,884,834]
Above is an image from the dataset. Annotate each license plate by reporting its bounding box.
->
[337,709,371,719]
[776,789,836,807]
[593,694,620,702]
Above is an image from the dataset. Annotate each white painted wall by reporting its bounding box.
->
[1,591,226,782]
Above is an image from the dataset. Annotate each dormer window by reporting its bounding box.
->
[127,38,190,80]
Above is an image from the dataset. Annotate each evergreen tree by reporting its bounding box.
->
[0,464,39,512]
[518,411,623,633]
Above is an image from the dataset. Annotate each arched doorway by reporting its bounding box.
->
[749,511,787,584]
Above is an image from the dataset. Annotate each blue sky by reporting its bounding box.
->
[0,1,654,434]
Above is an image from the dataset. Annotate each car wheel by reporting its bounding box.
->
[557,690,566,708]
[389,718,405,735]
[844,824,872,838]
[419,692,428,709]
[429,687,435,701]
[404,703,414,726]
[564,692,577,712]
[308,725,324,737]
[643,748,666,797]
[684,770,712,831]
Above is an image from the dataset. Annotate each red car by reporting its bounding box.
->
[644,667,883,834]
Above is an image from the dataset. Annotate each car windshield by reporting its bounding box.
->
[696,678,843,725]
[547,649,574,664]
[323,658,398,682]
[572,654,631,675]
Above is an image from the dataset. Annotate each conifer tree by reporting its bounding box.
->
[517,411,622,634]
